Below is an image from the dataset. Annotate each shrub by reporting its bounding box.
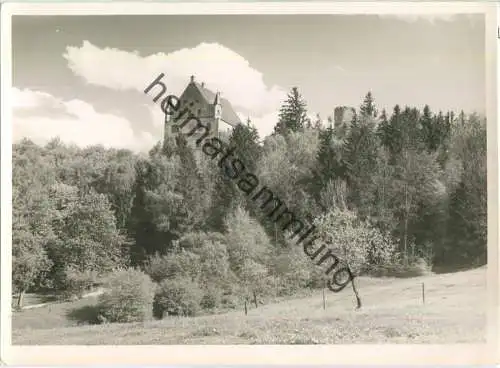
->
[153,277,203,318]
[224,206,272,271]
[61,267,99,299]
[143,254,169,283]
[410,257,432,276]
[220,293,239,309]
[67,304,101,325]
[144,251,201,283]
[177,231,227,251]
[200,286,222,310]
[97,268,155,323]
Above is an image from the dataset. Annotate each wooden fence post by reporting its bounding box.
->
[244,300,248,315]
[323,283,326,310]
[422,282,425,304]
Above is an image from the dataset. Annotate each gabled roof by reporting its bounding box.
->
[192,82,242,127]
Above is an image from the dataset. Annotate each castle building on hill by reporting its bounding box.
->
[164,75,242,143]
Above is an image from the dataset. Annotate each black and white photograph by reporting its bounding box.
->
[1,1,498,365]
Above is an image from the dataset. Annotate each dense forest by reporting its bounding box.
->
[12,89,487,318]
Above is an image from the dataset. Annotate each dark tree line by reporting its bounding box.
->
[12,88,486,309]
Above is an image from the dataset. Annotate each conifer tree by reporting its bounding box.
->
[273,87,308,136]
[420,105,436,151]
[174,135,206,233]
[376,108,390,147]
[310,123,346,202]
[230,119,261,173]
[385,105,403,158]
[343,100,379,218]
[360,91,377,119]
[437,111,453,167]
[209,120,262,231]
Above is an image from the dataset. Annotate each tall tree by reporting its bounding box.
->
[376,108,390,147]
[382,104,403,157]
[229,119,262,211]
[439,113,486,267]
[256,130,319,244]
[371,146,397,233]
[48,188,128,289]
[391,149,444,263]
[12,139,56,305]
[360,91,377,119]
[128,151,181,262]
[273,87,308,136]
[95,149,138,230]
[420,105,437,151]
[310,123,346,203]
[343,107,379,218]
[206,121,262,232]
[173,135,207,233]
[230,119,261,172]
[224,206,272,302]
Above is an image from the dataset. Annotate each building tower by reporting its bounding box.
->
[213,91,222,135]
[163,75,241,146]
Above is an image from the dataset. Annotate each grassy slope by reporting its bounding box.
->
[12,267,486,345]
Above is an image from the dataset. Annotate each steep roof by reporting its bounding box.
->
[192,82,242,127]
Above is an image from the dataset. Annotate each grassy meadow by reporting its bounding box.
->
[12,267,486,345]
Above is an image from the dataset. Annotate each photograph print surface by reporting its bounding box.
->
[3,3,493,355]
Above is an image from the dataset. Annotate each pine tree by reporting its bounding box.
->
[209,120,263,231]
[343,109,379,218]
[420,105,436,151]
[273,87,308,136]
[439,113,486,268]
[310,123,346,202]
[230,119,261,172]
[401,106,423,152]
[376,108,390,147]
[360,91,377,119]
[174,135,206,233]
[436,111,453,167]
[386,104,403,157]
[128,161,154,265]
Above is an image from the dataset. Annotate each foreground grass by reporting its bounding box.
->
[12,267,486,344]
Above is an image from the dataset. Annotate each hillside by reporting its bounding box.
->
[12,267,486,345]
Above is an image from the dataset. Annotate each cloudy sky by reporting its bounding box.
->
[11,13,485,152]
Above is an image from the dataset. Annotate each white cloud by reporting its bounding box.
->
[236,110,278,139]
[12,88,59,109]
[63,41,287,121]
[12,87,156,152]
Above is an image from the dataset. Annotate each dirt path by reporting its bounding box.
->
[20,288,106,310]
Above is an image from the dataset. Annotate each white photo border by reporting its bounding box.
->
[1,2,498,365]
